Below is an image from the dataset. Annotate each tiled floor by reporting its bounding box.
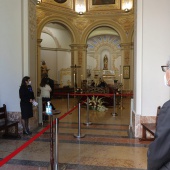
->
[0,97,151,170]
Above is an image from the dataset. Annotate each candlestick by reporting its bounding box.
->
[119,65,121,82]
[74,73,75,87]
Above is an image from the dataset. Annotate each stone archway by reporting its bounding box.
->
[37,16,78,87]
[80,20,133,90]
[85,28,122,85]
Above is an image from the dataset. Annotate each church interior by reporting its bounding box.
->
[1,0,170,169]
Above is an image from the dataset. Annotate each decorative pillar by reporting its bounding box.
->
[70,44,88,88]
[120,43,134,91]
[37,39,42,88]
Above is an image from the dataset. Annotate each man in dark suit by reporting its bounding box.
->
[147,65,170,170]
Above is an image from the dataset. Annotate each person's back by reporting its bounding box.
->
[40,77,55,120]
[147,64,170,170]
[42,73,54,98]
[147,100,170,170]
[40,84,51,98]
[98,81,105,88]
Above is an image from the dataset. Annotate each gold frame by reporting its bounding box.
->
[88,0,121,11]
[123,66,130,79]
[43,0,73,9]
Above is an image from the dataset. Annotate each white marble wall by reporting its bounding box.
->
[132,111,156,138]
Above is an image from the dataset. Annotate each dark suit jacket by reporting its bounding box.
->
[19,85,34,119]
[147,100,170,170]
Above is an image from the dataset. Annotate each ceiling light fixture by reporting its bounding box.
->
[75,0,86,15]
[122,0,133,12]
[37,0,42,4]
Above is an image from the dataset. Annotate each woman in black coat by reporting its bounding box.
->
[19,76,35,135]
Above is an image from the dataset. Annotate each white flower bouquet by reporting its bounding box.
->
[87,96,108,112]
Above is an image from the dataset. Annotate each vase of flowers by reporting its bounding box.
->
[87,96,108,112]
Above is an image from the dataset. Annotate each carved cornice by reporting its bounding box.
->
[120,42,134,50]
[36,1,134,42]
[37,9,133,32]
[70,44,88,50]
[41,47,70,52]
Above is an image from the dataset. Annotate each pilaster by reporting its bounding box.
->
[120,43,134,91]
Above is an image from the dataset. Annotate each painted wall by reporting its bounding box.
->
[0,1,22,111]
[0,0,37,112]
[41,24,72,49]
[134,0,170,116]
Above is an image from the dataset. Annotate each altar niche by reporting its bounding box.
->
[102,54,111,71]
[103,55,108,70]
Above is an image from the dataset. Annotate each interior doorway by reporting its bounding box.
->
[40,22,73,88]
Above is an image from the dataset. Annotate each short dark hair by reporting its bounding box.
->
[40,77,48,87]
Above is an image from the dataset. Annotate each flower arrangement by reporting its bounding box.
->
[87,96,108,112]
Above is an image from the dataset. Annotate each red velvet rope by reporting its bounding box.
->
[54,92,133,97]
[0,103,79,167]
[0,124,50,167]
[59,105,78,120]
[0,92,133,166]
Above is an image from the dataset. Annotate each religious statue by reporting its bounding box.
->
[41,61,50,77]
[103,55,108,70]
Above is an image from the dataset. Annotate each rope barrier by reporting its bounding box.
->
[54,92,133,97]
[0,93,133,167]
[0,124,50,167]
[59,105,78,120]
[0,103,79,167]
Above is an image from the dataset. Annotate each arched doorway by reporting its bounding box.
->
[86,26,122,86]
[38,22,74,88]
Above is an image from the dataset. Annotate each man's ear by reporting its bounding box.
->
[166,70,170,85]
